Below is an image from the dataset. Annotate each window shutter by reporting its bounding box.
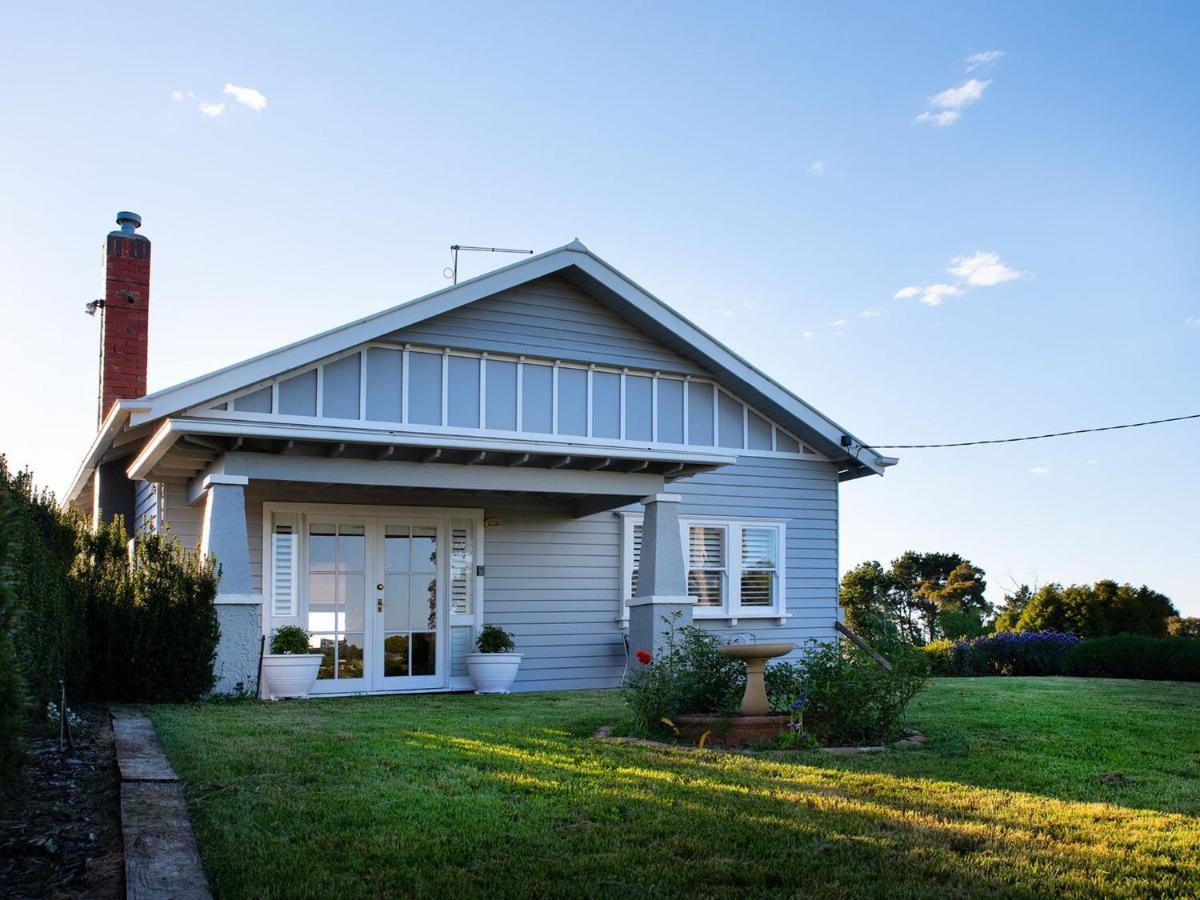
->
[630,523,642,598]
[450,523,473,615]
[272,525,297,616]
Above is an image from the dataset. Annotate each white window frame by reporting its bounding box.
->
[619,513,788,625]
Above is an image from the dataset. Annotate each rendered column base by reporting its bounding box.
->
[628,597,695,670]
[212,596,262,695]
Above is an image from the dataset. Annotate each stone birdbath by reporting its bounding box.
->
[718,642,797,716]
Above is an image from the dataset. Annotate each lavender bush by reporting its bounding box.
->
[950,631,1081,676]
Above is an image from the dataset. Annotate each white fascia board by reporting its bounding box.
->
[63,401,151,505]
[127,244,588,428]
[125,420,182,481]
[137,417,738,472]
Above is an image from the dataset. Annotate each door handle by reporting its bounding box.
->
[377,598,383,612]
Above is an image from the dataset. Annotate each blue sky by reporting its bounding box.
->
[1,2,1197,613]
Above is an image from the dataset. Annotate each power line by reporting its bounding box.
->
[871,413,1200,450]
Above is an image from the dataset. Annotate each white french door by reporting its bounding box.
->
[374,519,446,691]
[293,514,447,694]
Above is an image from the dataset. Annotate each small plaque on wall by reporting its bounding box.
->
[484,518,501,528]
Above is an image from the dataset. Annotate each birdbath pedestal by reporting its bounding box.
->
[718,642,797,716]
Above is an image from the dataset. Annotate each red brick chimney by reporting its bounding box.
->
[98,211,150,423]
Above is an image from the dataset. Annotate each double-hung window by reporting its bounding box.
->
[621,515,786,620]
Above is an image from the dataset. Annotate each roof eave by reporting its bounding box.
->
[63,401,151,505]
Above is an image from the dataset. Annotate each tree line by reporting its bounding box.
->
[839,550,1191,647]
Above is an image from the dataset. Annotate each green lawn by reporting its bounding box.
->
[149,678,1200,898]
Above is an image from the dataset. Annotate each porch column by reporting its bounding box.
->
[198,475,262,695]
[628,493,693,669]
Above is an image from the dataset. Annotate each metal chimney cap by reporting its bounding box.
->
[115,211,142,232]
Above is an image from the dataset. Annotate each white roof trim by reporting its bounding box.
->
[122,240,889,474]
[63,401,151,504]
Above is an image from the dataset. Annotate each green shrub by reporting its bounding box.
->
[1063,635,1200,682]
[271,625,311,655]
[476,624,516,653]
[75,517,220,703]
[951,631,1080,676]
[0,489,26,786]
[922,639,956,676]
[623,619,744,734]
[786,640,927,745]
[0,457,87,709]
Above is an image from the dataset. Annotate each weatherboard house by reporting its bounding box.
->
[68,213,897,695]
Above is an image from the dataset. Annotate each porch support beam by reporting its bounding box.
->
[628,493,694,668]
[217,451,667,498]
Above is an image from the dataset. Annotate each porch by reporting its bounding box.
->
[127,426,727,693]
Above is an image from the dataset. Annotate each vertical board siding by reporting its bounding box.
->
[382,275,706,375]
[133,482,158,532]
[160,452,840,693]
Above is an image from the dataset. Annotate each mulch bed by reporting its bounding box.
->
[0,707,123,899]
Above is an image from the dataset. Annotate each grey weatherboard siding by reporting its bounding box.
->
[142,265,847,693]
[156,451,838,693]
[381,274,707,375]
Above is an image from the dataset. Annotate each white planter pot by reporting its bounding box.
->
[262,654,323,699]
[465,652,523,694]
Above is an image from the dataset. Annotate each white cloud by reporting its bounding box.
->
[914,110,961,127]
[917,283,963,307]
[199,102,226,118]
[171,90,185,101]
[809,159,827,176]
[802,330,814,340]
[224,83,267,111]
[966,50,1005,71]
[829,319,848,328]
[895,251,1023,308]
[915,78,991,126]
[949,251,1023,287]
[1029,465,1050,476]
[859,307,885,319]
[1186,315,1200,327]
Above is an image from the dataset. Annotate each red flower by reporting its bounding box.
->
[636,650,653,665]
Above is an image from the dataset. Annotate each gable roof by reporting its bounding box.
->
[70,241,894,499]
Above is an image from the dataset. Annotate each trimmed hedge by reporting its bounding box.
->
[0,490,26,784]
[929,631,1081,676]
[1063,635,1200,682]
[1,456,221,712]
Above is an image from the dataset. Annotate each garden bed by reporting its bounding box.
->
[0,706,123,898]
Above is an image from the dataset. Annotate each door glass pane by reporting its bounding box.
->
[383,574,410,631]
[383,634,409,676]
[412,574,437,631]
[339,634,365,678]
[411,527,437,572]
[411,633,436,676]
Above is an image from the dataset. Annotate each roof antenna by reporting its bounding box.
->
[444,244,532,285]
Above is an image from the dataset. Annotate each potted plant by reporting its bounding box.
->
[261,625,324,699]
[465,624,522,694]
